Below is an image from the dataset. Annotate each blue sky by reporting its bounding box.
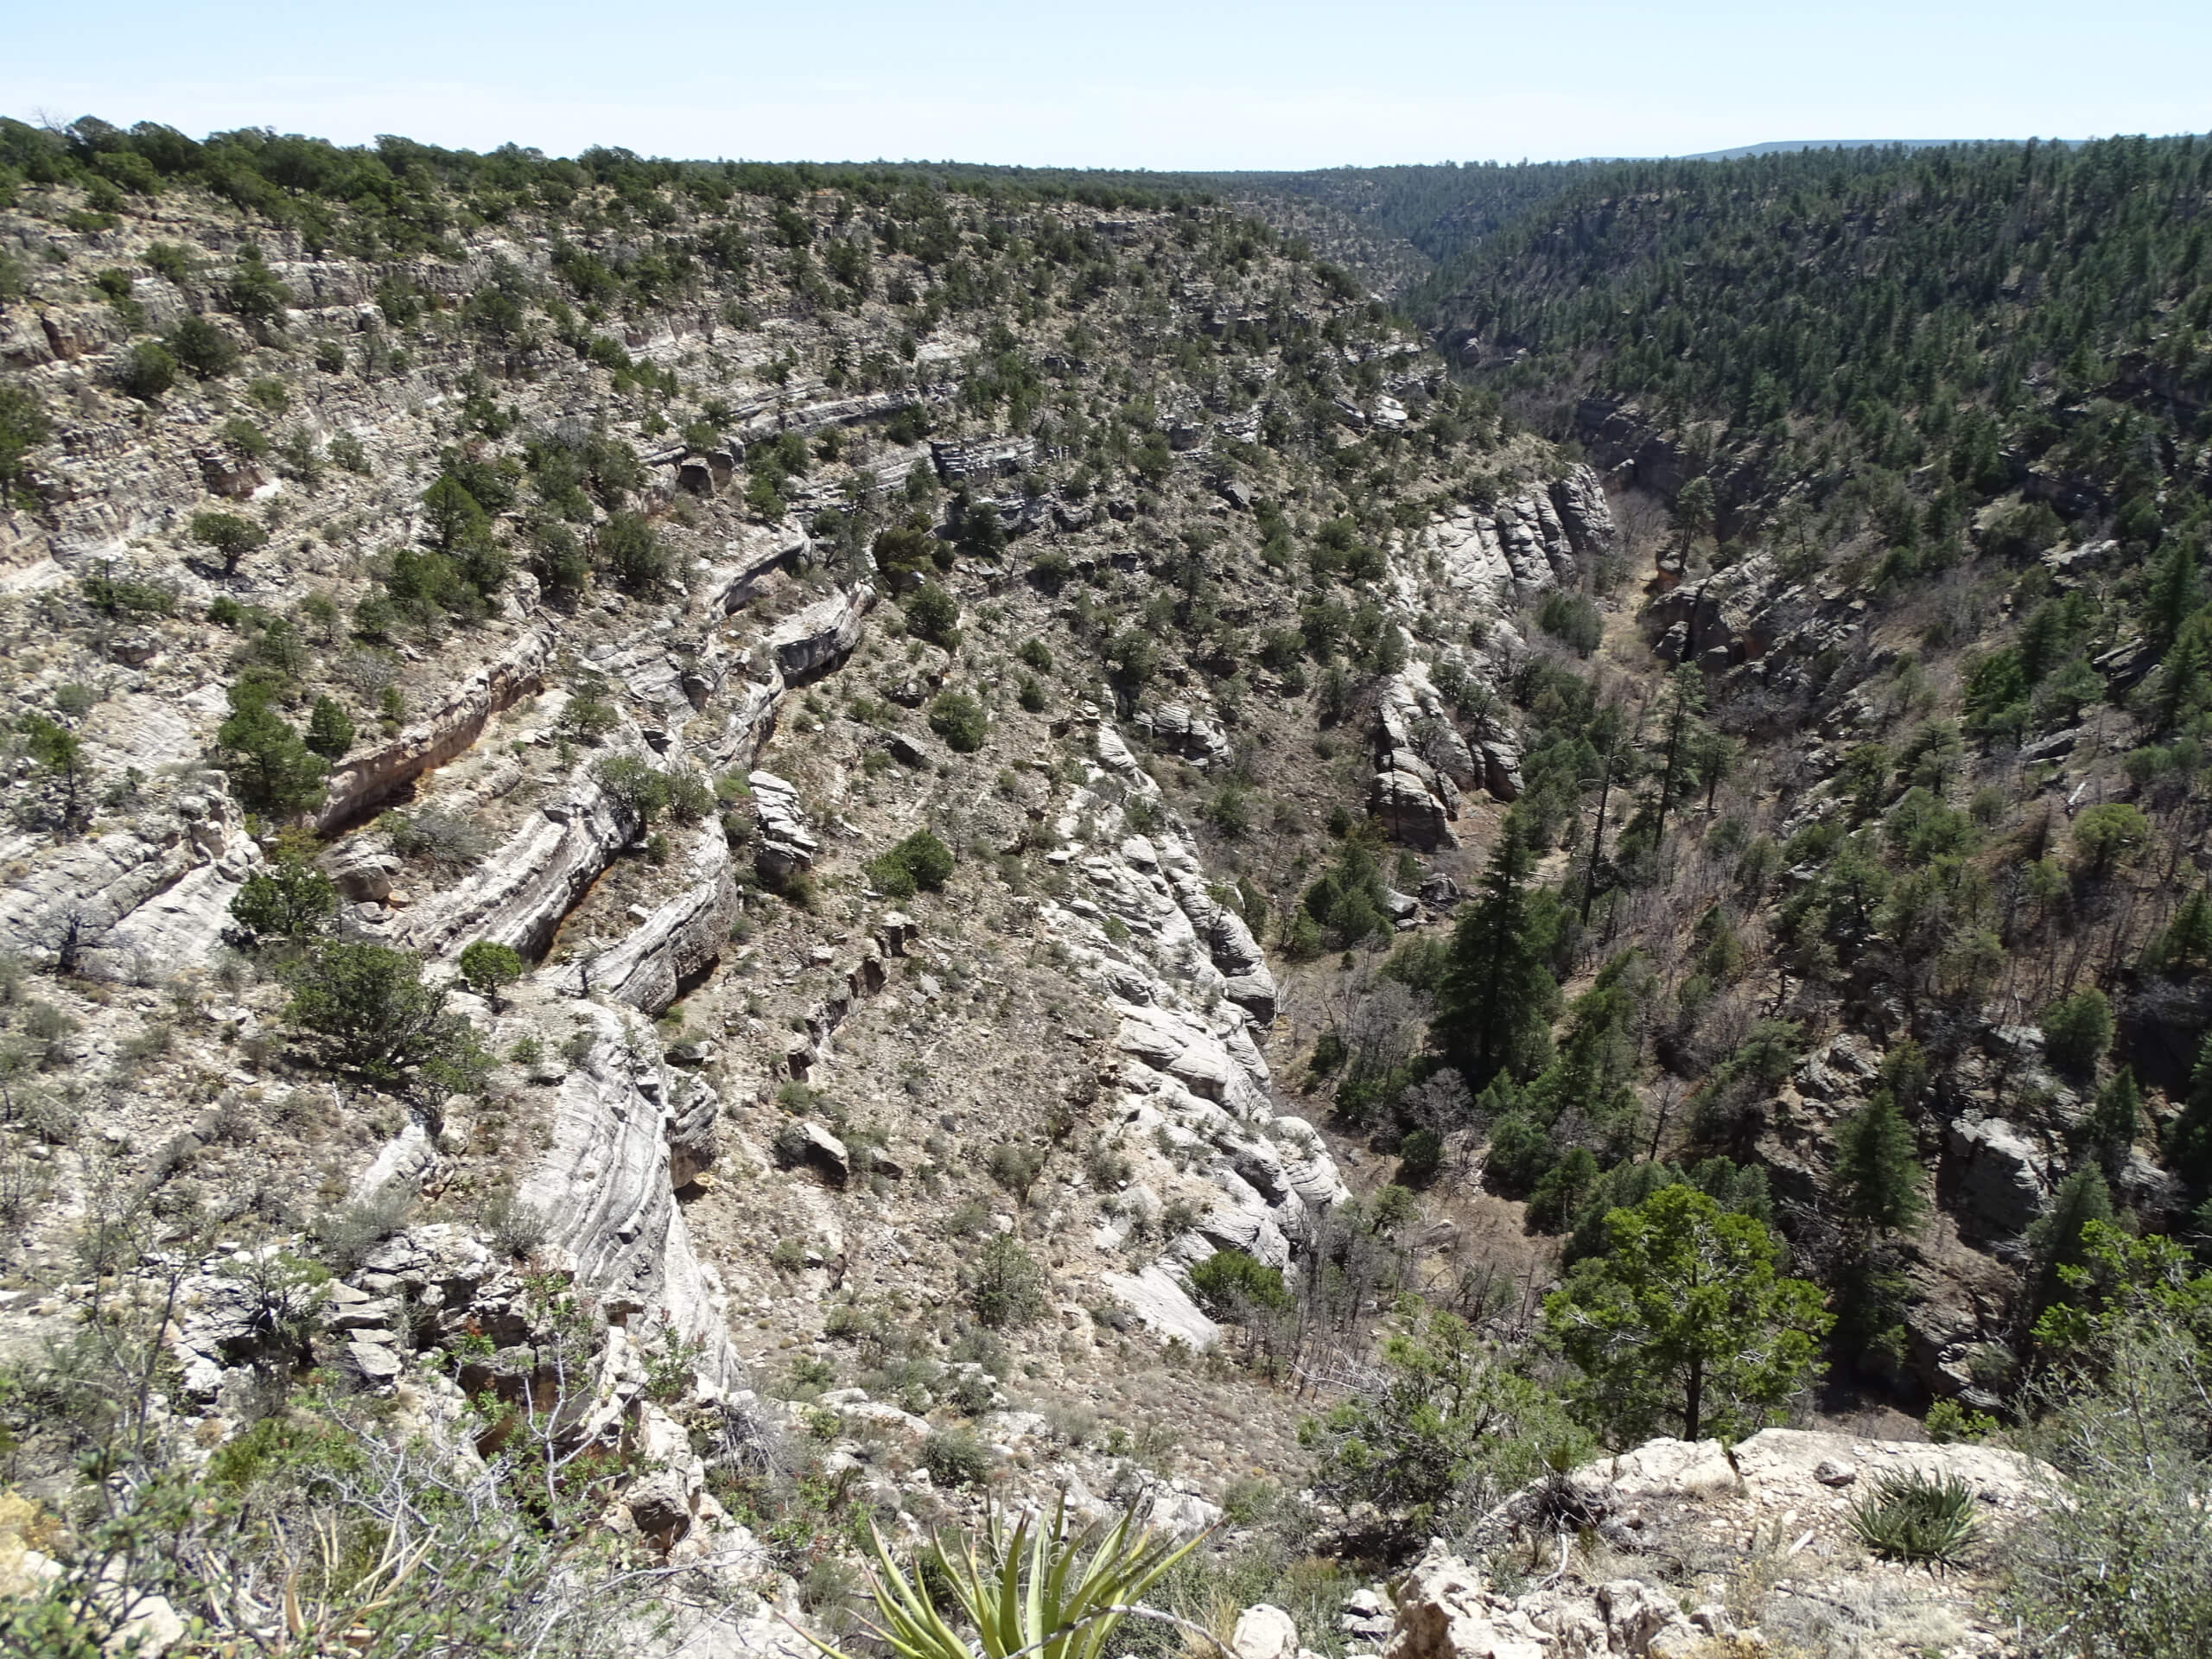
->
[4,1,2206,168]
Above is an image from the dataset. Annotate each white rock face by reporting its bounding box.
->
[402,734,653,962]
[1043,720,1348,1344]
[766,584,874,683]
[553,826,736,1015]
[1383,1428,2062,1659]
[0,806,260,981]
[1414,467,1612,612]
[748,771,818,882]
[519,1008,739,1389]
[701,518,813,612]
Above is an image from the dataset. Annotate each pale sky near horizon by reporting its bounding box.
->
[3,1,2207,170]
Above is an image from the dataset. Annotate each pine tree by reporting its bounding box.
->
[1831,1088,1925,1234]
[1545,1185,1830,1445]
[2029,1166,2115,1320]
[1435,817,1558,1089]
[2145,535,2200,655]
[2091,1069,2145,1164]
[304,695,355,760]
[2149,889,2212,978]
[1649,664,1707,845]
[2151,627,2212,732]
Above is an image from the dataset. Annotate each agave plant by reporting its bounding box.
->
[1847,1467,1980,1565]
[797,1496,1211,1659]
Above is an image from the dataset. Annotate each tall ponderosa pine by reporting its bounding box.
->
[1435,818,1558,1089]
[2145,535,2201,656]
[2090,1069,2145,1166]
[1649,665,1707,846]
[2149,889,2212,978]
[1831,1088,1924,1235]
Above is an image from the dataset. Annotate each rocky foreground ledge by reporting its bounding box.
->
[1235,1430,2050,1659]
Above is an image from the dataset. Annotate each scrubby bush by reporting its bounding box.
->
[559,693,619,742]
[0,384,49,505]
[593,754,671,826]
[214,683,326,815]
[284,941,487,1090]
[168,314,239,378]
[1536,590,1604,656]
[229,845,338,941]
[865,829,955,899]
[382,807,492,873]
[190,511,267,577]
[458,940,524,1011]
[919,1427,992,1488]
[598,511,670,594]
[968,1234,1049,1329]
[928,691,987,753]
[1395,1128,1445,1186]
[1301,1303,1588,1549]
[1187,1249,1292,1319]
[904,582,960,647]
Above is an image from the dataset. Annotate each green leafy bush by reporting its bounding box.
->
[865,829,955,899]
[968,1234,1049,1329]
[592,754,671,826]
[189,510,267,577]
[458,940,525,1011]
[229,847,338,941]
[214,683,327,815]
[1187,1249,1292,1319]
[903,582,960,646]
[303,696,354,760]
[168,314,239,378]
[0,382,50,502]
[918,1427,991,1489]
[928,691,987,753]
[283,941,485,1088]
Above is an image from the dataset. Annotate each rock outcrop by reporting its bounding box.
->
[0,801,261,982]
[1384,1428,2056,1659]
[748,771,817,885]
[314,625,553,832]
[554,826,737,1015]
[518,1009,741,1389]
[1416,467,1613,610]
[400,736,652,963]
[1038,720,1349,1340]
[766,584,874,683]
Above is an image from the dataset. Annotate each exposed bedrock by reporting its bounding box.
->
[552,826,737,1015]
[314,625,554,833]
[1415,464,1615,609]
[399,733,655,963]
[1037,719,1350,1343]
[0,790,259,981]
[518,1009,741,1389]
[766,583,875,684]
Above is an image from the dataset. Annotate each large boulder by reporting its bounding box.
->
[748,772,817,885]
[766,585,874,683]
[1945,1116,2050,1237]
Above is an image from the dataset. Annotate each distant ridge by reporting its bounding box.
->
[1675,138,1974,160]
